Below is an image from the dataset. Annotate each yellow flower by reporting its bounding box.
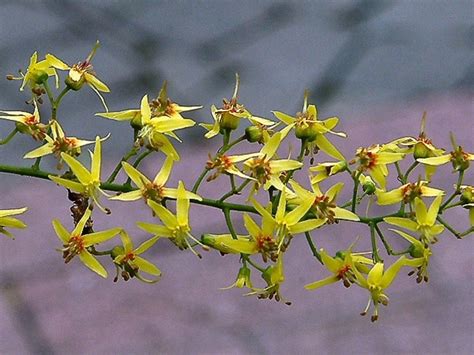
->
[52,208,121,277]
[24,120,104,165]
[389,229,430,283]
[290,180,359,223]
[251,187,326,251]
[221,265,253,290]
[305,244,373,290]
[98,95,195,161]
[49,136,110,213]
[206,152,260,181]
[0,207,27,238]
[110,157,201,203]
[46,41,110,110]
[384,196,445,244]
[353,256,409,322]
[355,144,405,190]
[150,81,202,120]
[243,131,303,192]
[137,181,205,257]
[0,101,47,141]
[309,160,347,184]
[9,51,59,91]
[111,230,161,283]
[201,74,274,138]
[375,181,444,205]
[418,146,473,172]
[273,93,346,160]
[245,255,291,305]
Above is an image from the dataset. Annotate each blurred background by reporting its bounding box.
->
[0,0,473,354]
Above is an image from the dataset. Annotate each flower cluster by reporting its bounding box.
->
[0,44,472,322]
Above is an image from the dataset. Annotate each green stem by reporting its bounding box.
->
[192,167,210,193]
[32,157,42,171]
[106,146,139,183]
[436,216,461,239]
[351,171,362,213]
[51,87,70,120]
[223,208,238,239]
[304,232,322,263]
[219,179,250,202]
[394,162,404,183]
[402,161,418,183]
[374,223,393,255]
[42,81,55,107]
[440,171,464,211]
[243,255,265,273]
[0,128,18,145]
[369,222,382,262]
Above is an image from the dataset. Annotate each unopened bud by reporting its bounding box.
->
[362,179,376,195]
[413,142,430,159]
[245,126,262,143]
[220,111,240,130]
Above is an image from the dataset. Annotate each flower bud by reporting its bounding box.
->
[220,112,240,130]
[65,70,85,91]
[362,179,376,195]
[111,245,125,259]
[234,266,252,288]
[413,142,430,159]
[295,124,317,141]
[245,126,262,143]
[460,187,473,204]
[408,243,424,259]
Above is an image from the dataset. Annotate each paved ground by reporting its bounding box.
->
[0,1,473,354]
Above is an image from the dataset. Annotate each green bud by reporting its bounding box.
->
[31,70,48,85]
[295,124,317,141]
[235,266,252,288]
[111,246,125,259]
[130,114,143,130]
[65,74,85,91]
[413,142,430,159]
[245,126,262,143]
[15,122,29,134]
[220,111,240,130]
[460,188,473,204]
[362,179,376,195]
[408,243,424,258]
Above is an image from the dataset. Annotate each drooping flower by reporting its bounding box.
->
[137,181,206,257]
[111,230,161,283]
[309,160,347,184]
[201,74,274,138]
[49,136,111,213]
[353,256,409,322]
[384,195,445,244]
[273,93,346,160]
[9,51,59,91]
[245,255,291,305]
[110,157,201,203]
[305,243,373,290]
[0,207,27,238]
[0,101,47,141]
[46,41,110,110]
[375,180,444,206]
[221,265,253,290]
[389,229,430,283]
[354,144,405,190]
[417,142,473,172]
[52,208,121,277]
[290,180,359,223]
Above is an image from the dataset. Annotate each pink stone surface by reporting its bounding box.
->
[1,92,473,354]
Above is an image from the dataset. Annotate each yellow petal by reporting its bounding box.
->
[79,250,107,278]
[153,156,174,186]
[122,162,149,188]
[140,95,151,124]
[84,72,110,92]
[289,218,326,234]
[333,207,359,221]
[72,209,92,236]
[84,228,121,246]
[136,222,172,238]
[91,136,102,181]
[304,275,339,290]
[414,198,428,224]
[272,111,295,125]
[134,236,160,255]
[45,54,70,70]
[95,109,140,121]
[0,207,27,218]
[120,230,134,252]
[417,154,451,166]
[243,213,261,238]
[314,134,345,160]
[52,219,70,243]
[261,132,281,158]
[147,200,177,229]
[426,195,442,226]
[134,256,161,276]
[49,175,86,194]
[384,217,418,232]
[61,153,92,185]
[176,181,190,227]
[109,190,143,201]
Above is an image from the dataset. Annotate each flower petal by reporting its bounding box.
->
[136,222,171,238]
[417,154,451,166]
[52,219,70,243]
[289,218,326,234]
[153,156,174,186]
[304,275,339,290]
[84,228,121,246]
[314,134,345,160]
[384,217,418,232]
[134,256,161,276]
[134,236,160,255]
[122,162,149,188]
[61,153,92,185]
[79,250,107,278]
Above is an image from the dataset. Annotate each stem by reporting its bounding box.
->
[369,222,381,262]
[351,171,362,213]
[42,81,55,107]
[32,157,42,171]
[0,128,18,145]
[304,232,322,263]
[106,146,138,183]
[436,216,461,239]
[440,171,464,212]
[374,223,393,255]
[223,208,238,239]
[402,161,418,183]
[243,255,265,273]
[51,87,70,120]
[219,179,250,202]
[192,167,210,193]
[394,162,404,182]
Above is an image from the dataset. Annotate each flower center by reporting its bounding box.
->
[52,137,79,156]
[312,195,336,223]
[142,182,164,202]
[63,234,85,263]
